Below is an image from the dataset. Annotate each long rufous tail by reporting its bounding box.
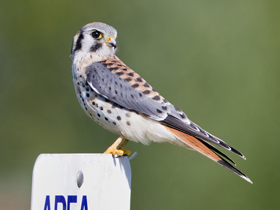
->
[165,126,252,184]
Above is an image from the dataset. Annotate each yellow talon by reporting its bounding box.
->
[104,136,131,156]
[121,149,132,156]
[104,148,125,156]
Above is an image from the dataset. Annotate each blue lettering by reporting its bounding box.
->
[80,196,88,210]
[67,196,77,210]
[44,195,88,210]
[55,195,66,210]
[44,195,51,210]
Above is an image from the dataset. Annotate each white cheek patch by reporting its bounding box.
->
[81,35,116,58]
[82,35,96,52]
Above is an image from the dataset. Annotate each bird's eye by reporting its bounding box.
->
[91,30,103,39]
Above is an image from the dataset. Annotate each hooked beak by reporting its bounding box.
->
[105,37,117,49]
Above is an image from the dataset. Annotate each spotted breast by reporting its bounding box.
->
[72,55,180,145]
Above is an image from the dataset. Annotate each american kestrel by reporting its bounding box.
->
[70,22,252,183]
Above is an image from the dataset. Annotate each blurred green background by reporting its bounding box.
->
[1,0,280,209]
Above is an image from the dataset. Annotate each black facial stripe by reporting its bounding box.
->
[74,33,84,52]
[90,43,103,52]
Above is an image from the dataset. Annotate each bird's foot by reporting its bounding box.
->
[104,136,131,157]
[119,147,132,156]
[104,147,131,156]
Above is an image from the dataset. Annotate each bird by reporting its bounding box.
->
[70,22,252,184]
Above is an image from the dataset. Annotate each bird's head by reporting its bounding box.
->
[71,22,117,59]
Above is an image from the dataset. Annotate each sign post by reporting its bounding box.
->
[31,154,131,210]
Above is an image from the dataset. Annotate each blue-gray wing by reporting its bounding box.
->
[86,61,169,121]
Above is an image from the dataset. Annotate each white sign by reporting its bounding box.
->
[31,154,131,210]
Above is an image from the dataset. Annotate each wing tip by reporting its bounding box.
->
[230,146,246,160]
[241,175,253,184]
[217,160,252,184]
